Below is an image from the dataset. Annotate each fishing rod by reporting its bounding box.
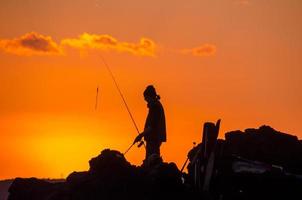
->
[98,55,145,154]
[95,86,99,110]
[180,142,196,173]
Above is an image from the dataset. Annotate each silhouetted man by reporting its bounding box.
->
[134,85,166,162]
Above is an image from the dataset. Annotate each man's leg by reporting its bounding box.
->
[146,141,161,159]
[145,141,152,160]
[153,141,161,156]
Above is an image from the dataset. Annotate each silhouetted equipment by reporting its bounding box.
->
[180,156,189,173]
[123,139,145,155]
[138,140,144,147]
[99,55,140,134]
[95,86,99,110]
[180,142,196,173]
[188,119,221,192]
[202,119,220,192]
[99,55,145,154]
[123,143,134,155]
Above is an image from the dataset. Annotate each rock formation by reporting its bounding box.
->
[8,149,194,200]
[7,125,302,200]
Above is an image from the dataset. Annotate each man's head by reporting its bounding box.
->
[143,85,160,103]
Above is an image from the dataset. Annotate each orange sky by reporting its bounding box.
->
[0,0,301,179]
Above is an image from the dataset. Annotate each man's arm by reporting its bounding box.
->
[134,127,151,143]
[134,103,160,143]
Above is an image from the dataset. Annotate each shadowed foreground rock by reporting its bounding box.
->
[8,149,196,200]
[8,126,302,200]
[223,125,302,173]
[187,125,302,200]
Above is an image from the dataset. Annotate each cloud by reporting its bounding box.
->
[1,32,215,58]
[61,33,156,57]
[182,44,217,57]
[0,32,62,56]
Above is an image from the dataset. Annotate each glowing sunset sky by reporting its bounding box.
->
[0,0,301,179]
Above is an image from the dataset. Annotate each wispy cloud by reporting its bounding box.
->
[61,33,156,57]
[182,44,217,57]
[0,32,62,56]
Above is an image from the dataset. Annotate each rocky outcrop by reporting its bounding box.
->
[8,178,64,200]
[223,125,302,173]
[8,149,191,200]
[186,125,302,200]
[7,125,302,200]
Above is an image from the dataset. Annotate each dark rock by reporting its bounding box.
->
[89,149,132,174]
[224,125,302,174]
[187,125,302,200]
[7,126,302,200]
[8,149,188,200]
[8,178,63,200]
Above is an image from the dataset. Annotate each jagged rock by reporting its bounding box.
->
[88,149,132,174]
[186,125,302,200]
[224,125,302,173]
[8,178,63,200]
[8,149,187,200]
[7,126,302,200]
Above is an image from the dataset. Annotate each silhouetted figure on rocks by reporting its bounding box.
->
[134,85,166,163]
